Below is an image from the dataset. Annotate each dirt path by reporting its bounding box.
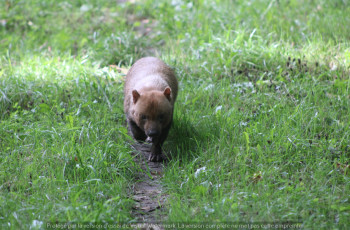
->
[131,142,168,226]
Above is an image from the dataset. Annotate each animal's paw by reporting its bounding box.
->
[148,153,164,162]
[145,136,153,143]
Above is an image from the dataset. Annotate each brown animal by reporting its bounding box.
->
[124,57,178,162]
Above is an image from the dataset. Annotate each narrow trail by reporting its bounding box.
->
[130,142,168,227]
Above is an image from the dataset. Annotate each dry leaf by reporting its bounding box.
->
[109,65,129,75]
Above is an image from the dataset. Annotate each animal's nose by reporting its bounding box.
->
[147,130,159,138]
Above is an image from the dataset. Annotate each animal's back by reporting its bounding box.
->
[124,57,178,113]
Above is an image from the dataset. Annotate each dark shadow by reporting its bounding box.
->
[163,113,211,163]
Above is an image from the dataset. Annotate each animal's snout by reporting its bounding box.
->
[147,130,160,138]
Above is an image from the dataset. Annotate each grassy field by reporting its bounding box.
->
[1,0,349,228]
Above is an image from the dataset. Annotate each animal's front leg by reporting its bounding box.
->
[149,141,163,162]
[148,122,172,162]
[128,119,147,142]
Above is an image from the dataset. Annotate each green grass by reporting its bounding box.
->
[0,55,135,227]
[1,0,349,229]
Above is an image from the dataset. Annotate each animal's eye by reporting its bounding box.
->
[158,114,164,121]
[141,114,147,120]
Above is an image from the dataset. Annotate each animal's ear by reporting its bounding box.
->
[163,87,171,101]
[132,90,140,104]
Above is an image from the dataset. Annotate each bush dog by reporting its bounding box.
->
[124,57,178,162]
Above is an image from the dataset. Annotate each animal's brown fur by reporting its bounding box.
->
[124,57,178,162]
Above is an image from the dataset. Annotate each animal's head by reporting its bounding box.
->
[131,88,173,141]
